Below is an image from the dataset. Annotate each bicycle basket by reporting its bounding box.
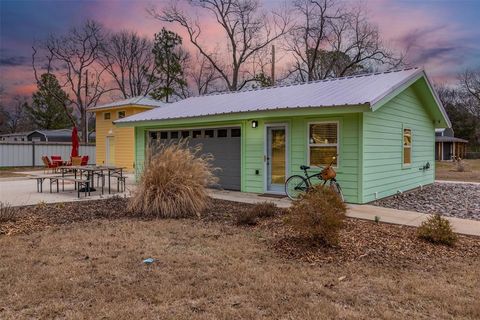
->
[320,166,336,180]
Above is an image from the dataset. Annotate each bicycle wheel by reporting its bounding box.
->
[285,175,309,200]
[329,181,345,202]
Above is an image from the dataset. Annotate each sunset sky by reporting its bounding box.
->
[1,0,479,106]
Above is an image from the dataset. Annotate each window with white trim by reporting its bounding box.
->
[403,128,412,165]
[309,122,338,166]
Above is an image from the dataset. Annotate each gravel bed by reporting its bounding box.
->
[372,183,480,220]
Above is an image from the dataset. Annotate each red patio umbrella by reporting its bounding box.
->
[71,127,79,158]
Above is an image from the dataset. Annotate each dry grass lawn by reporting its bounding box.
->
[1,217,479,319]
[436,159,480,182]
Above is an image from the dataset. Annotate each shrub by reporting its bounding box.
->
[455,158,465,172]
[0,202,17,223]
[236,210,259,226]
[128,140,218,218]
[286,185,346,246]
[251,201,278,218]
[235,202,279,225]
[417,214,457,246]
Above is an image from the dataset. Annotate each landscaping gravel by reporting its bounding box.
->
[372,183,480,220]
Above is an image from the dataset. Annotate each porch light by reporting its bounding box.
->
[251,120,258,128]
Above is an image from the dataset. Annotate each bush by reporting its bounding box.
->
[286,185,346,246]
[236,210,259,226]
[236,202,278,225]
[128,140,218,218]
[417,214,457,246]
[251,201,278,218]
[0,202,17,223]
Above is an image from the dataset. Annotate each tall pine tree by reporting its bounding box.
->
[25,73,74,129]
[150,28,188,102]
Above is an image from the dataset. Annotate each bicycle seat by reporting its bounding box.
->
[300,165,310,170]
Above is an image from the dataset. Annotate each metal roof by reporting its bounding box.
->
[436,136,468,143]
[116,68,447,124]
[89,96,166,111]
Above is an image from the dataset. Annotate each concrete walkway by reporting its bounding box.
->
[208,189,480,237]
[435,179,480,185]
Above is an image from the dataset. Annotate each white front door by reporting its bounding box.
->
[266,125,287,193]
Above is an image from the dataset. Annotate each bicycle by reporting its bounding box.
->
[285,156,344,201]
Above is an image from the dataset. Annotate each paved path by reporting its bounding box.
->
[208,190,480,237]
[435,180,480,185]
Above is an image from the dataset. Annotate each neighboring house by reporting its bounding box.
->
[88,96,166,170]
[115,68,451,203]
[0,128,91,142]
[435,128,468,161]
[0,132,30,142]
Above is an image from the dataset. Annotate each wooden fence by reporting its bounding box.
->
[0,141,96,167]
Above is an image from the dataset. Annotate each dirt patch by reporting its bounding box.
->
[1,217,479,319]
[2,197,479,271]
[436,159,480,182]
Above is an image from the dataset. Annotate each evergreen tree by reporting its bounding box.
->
[25,73,74,129]
[150,28,188,102]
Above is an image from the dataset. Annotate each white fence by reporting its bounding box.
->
[0,142,96,167]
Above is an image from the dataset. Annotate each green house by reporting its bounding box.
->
[116,68,450,204]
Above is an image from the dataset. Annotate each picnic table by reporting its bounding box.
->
[57,165,126,194]
[32,165,127,198]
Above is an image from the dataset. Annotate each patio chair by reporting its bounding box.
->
[71,156,82,166]
[42,156,58,173]
[51,155,66,167]
[81,155,89,166]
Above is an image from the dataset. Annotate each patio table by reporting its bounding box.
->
[57,165,125,194]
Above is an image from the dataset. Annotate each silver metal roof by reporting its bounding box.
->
[89,95,166,111]
[116,68,446,124]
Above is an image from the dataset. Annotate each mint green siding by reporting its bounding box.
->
[129,79,440,204]
[132,108,365,203]
[361,85,435,203]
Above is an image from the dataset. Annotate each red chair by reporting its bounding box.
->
[81,155,89,166]
[51,155,63,166]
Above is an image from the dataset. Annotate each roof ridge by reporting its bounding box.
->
[193,67,421,99]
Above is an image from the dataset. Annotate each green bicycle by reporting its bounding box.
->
[285,157,344,201]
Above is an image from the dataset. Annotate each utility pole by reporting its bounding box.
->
[85,69,89,143]
[271,45,275,86]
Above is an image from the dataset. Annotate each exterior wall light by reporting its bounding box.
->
[252,120,258,128]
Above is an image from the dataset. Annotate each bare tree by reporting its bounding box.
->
[459,68,480,118]
[99,31,157,98]
[0,96,32,133]
[188,52,222,95]
[149,0,292,91]
[32,20,113,143]
[286,1,404,81]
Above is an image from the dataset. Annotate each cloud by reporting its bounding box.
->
[0,56,29,66]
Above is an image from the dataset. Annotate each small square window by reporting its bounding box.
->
[170,131,179,139]
[118,111,126,119]
[149,132,157,140]
[217,129,228,138]
[160,132,168,139]
[204,129,214,138]
[181,131,190,138]
[193,130,202,138]
[104,112,111,120]
[231,128,241,137]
